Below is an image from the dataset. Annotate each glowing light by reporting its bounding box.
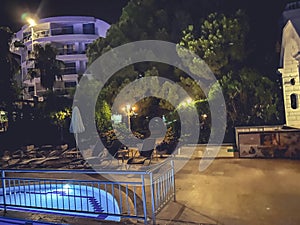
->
[27,18,37,27]
[21,13,29,21]
[122,104,136,113]
[21,13,38,27]
[186,98,192,104]
[63,184,71,189]
[62,184,73,194]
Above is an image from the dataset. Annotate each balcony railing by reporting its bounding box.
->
[61,67,77,75]
[56,48,86,55]
[23,27,96,43]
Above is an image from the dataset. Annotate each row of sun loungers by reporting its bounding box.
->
[0,145,84,169]
[1,139,171,170]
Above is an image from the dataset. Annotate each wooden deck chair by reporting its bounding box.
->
[127,138,156,166]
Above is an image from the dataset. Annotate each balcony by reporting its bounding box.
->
[51,24,96,36]
[56,54,87,62]
[23,29,51,43]
[23,27,96,43]
[56,48,86,56]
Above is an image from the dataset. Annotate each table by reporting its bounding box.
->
[115,147,135,163]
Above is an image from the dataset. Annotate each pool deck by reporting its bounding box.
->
[155,157,300,225]
[2,145,300,225]
[0,216,66,225]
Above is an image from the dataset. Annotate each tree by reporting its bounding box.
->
[86,0,225,140]
[95,100,112,133]
[219,69,280,127]
[30,44,63,90]
[87,0,226,63]
[0,27,20,129]
[50,108,71,143]
[179,10,249,77]
[87,0,282,143]
[179,11,281,140]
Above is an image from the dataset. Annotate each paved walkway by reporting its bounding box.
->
[156,158,300,225]
[0,216,65,225]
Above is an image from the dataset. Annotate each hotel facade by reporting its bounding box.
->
[11,16,110,99]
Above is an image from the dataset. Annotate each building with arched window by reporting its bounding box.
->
[11,16,110,99]
[235,2,300,158]
[278,1,300,128]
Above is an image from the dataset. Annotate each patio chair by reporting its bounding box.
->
[1,151,11,167]
[114,145,131,164]
[84,140,123,168]
[155,140,178,158]
[126,138,156,166]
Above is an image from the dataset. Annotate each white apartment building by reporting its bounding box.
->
[11,16,110,99]
[279,1,300,128]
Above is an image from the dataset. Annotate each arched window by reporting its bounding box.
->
[290,78,296,85]
[291,94,298,109]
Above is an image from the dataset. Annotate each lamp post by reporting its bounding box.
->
[27,18,37,49]
[122,104,137,130]
[26,17,37,96]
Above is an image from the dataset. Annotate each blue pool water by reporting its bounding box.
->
[0,184,120,222]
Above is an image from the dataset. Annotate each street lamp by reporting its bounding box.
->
[122,104,137,129]
[26,17,37,96]
[177,97,193,109]
[201,114,208,120]
[26,17,37,51]
[27,18,37,27]
[200,114,208,130]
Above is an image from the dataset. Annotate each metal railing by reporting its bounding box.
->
[0,159,175,224]
[23,27,97,43]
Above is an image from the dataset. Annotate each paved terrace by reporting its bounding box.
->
[1,145,300,225]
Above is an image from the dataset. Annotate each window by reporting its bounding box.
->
[28,86,35,93]
[63,62,76,75]
[65,81,77,88]
[290,78,296,85]
[65,44,75,54]
[52,25,74,35]
[80,43,90,54]
[83,23,95,34]
[62,25,73,34]
[84,43,90,52]
[291,93,298,109]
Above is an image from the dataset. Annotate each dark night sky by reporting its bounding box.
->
[0,0,293,73]
[0,0,129,31]
[0,0,290,32]
[0,1,290,35]
[0,0,290,48]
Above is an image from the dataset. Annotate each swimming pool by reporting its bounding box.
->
[0,183,120,222]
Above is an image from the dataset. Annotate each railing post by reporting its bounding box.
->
[149,172,156,224]
[1,170,7,214]
[171,159,176,202]
[141,174,148,225]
